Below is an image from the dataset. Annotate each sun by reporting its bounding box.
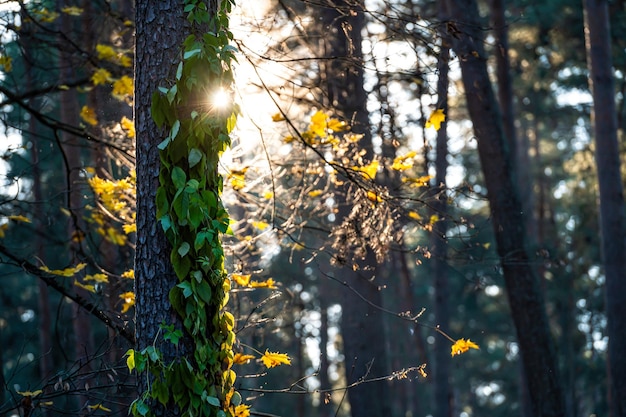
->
[210,87,231,109]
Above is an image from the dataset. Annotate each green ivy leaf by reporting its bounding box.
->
[171,166,186,189]
[205,396,220,407]
[178,242,190,257]
[188,148,203,168]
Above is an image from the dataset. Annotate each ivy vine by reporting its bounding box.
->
[129,1,241,416]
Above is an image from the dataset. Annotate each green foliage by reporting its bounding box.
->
[130,1,242,416]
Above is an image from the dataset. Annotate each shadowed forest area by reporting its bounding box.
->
[0,1,625,417]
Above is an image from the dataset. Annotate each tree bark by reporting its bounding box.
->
[583,1,626,416]
[134,1,195,415]
[445,0,566,415]
[433,4,451,416]
[319,2,391,416]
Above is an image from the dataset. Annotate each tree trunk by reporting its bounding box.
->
[134,1,194,415]
[583,1,626,416]
[319,2,391,416]
[432,4,451,415]
[445,0,566,415]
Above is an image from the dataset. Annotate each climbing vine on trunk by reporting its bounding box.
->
[129,1,242,416]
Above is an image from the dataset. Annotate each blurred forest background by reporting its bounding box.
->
[1,0,625,416]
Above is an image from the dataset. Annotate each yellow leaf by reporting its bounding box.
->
[309,110,329,137]
[120,291,135,313]
[345,133,364,142]
[263,190,274,199]
[391,151,417,171]
[429,214,439,225]
[80,105,98,126]
[450,338,480,357]
[123,223,137,234]
[232,273,251,287]
[84,273,108,284]
[87,403,112,412]
[233,353,255,365]
[250,278,277,289]
[0,223,8,238]
[308,190,323,197]
[40,262,87,277]
[271,113,285,122]
[61,6,83,15]
[112,76,133,98]
[0,55,12,72]
[91,68,111,86]
[353,160,379,180]
[120,116,135,138]
[234,404,251,417]
[8,215,31,223]
[402,175,433,188]
[251,221,269,231]
[408,211,421,221]
[74,280,96,293]
[96,44,116,61]
[418,365,428,378]
[260,350,291,368]
[425,109,446,131]
[327,118,347,132]
[121,269,135,279]
[366,191,382,203]
[17,390,43,397]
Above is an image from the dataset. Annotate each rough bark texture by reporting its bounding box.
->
[432,6,451,415]
[319,2,391,416]
[445,0,566,416]
[134,2,193,414]
[583,1,626,416]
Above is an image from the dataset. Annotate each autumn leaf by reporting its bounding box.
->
[74,280,96,293]
[309,110,329,137]
[250,278,277,289]
[9,215,31,223]
[402,175,433,188]
[120,291,135,313]
[112,76,133,98]
[40,262,87,277]
[251,220,269,231]
[260,350,291,368]
[263,190,274,199]
[366,190,383,203]
[271,113,285,122]
[17,390,43,397]
[123,223,137,234]
[308,189,323,197]
[425,109,446,130]
[87,403,112,412]
[233,353,255,365]
[0,55,12,72]
[232,273,251,287]
[234,404,251,417]
[120,116,135,138]
[84,273,109,284]
[91,68,111,86]
[61,6,83,15]
[391,151,417,171]
[451,338,480,357]
[353,160,379,180]
[121,269,135,279]
[80,105,98,126]
[96,44,116,61]
[408,211,422,221]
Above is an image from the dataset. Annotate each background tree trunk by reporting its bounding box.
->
[445,0,566,415]
[583,1,626,416]
[319,2,392,416]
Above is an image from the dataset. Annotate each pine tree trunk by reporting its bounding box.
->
[583,1,626,416]
[134,2,195,415]
[445,0,566,415]
[432,4,451,414]
[318,2,391,416]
